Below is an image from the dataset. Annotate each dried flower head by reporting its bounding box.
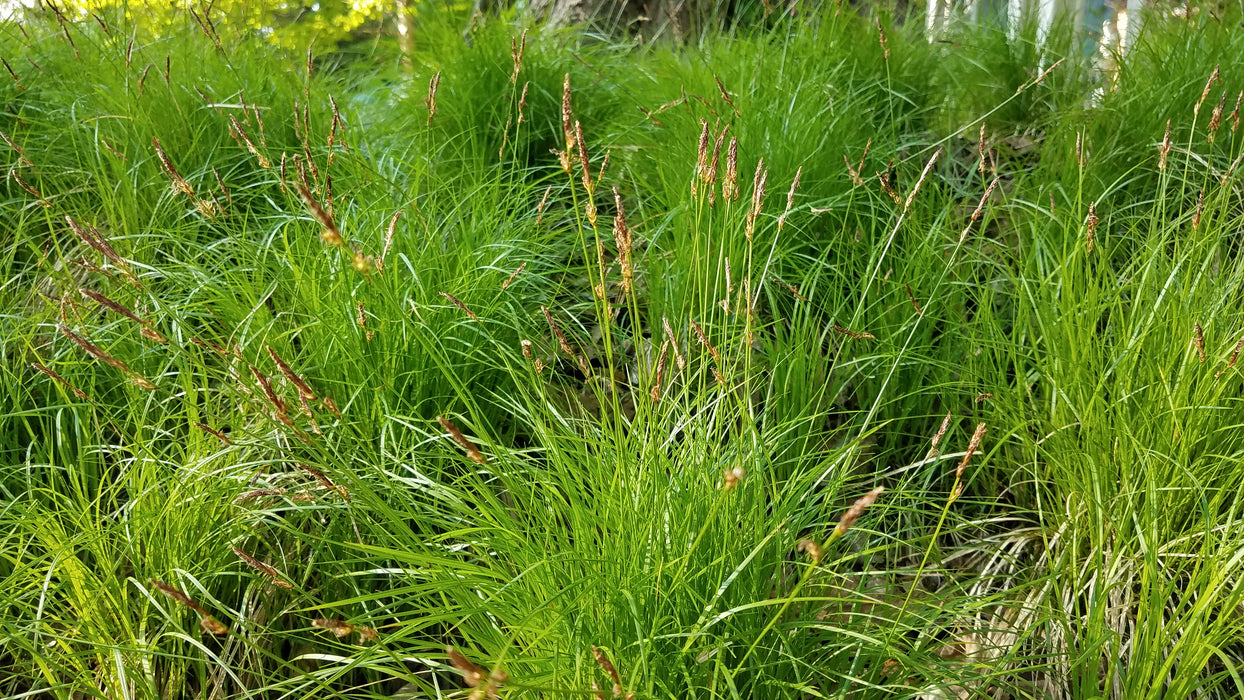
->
[426,70,441,126]
[30,361,90,401]
[693,119,710,198]
[722,136,739,202]
[904,148,942,212]
[796,538,823,564]
[956,422,987,483]
[1194,322,1206,363]
[722,466,746,491]
[231,546,293,589]
[294,181,343,247]
[152,137,195,198]
[689,317,720,364]
[830,486,885,540]
[777,166,802,231]
[448,646,486,688]
[561,73,575,153]
[438,415,488,465]
[1159,119,1172,171]
[1195,65,1220,118]
[1209,90,1226,143]
[612,188,634,294]
[440,291,480,322]
[745,158,767,240]
[313,618,355,638]
[1085,202,1100,254]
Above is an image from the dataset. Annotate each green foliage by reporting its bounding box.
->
[4,5,1244,699]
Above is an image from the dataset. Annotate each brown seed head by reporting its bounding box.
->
[1,131,33,168]
[1194,323,1206,363]
[502,262,526,290]
[977,124,987,175]
[440,291,480,322]
[231,546,293,589]
[1085,202,1099,254]
[448,646,486,688]
[438,415,488,465]
[1159,119,1171,171]
[426,71,441,126]
[956,422,987,482]
[662,317,686,371]
[152,137,195,198]
[745,158,767,240]
[1232,92,1243,133]
[30,362,90,401]
[612,187,634,294]
[904,148,942,212]
[1195,65,1220,118]
[722,466,746,491]
[722,136,739,202]
[831,486,884,539]
[313,618,355,638]
[267,347,315,400]
[560,73,576,150]
[693,119,710,197]
[960,178,1000,243]
[1209,90,1226,143]
[542,306,575,358]
[689,317,720,364]
[59,325,131,374]
[294,181,343,247]
[796,538,823,564]
[777,166,802,231]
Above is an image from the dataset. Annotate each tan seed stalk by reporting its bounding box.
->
[502,262,526,290]
[1085,202,1099,254]
[977,124,987,175]
[1,57,23,90]
[439,416,487,465]
[959,177,1000,243]
[313,618,355,638]
[1232,92,1243,132]
[231,546,293,589]
[1159,120,1171,171]
[663,317,686,371]
[612,187,634,294]
[722,136,739,202]
[651,340,669,402]
[1209,91,1226,143]
[1,131,33,167]
[1194,323,1206,363]
[149,579,229,635]
[693,119,709,198]
[745,158,767,240]
[426,71,441,126]
[152,137,195,198]
[294,181,343,247]
[832,324,875,340]
[440,291,480,321]
[831,486,885,540]
[777,166,801,231]
[1195,65,1220,118]
[1193,190,1204,230]
[30,362,90,401]
[904,148,942,212]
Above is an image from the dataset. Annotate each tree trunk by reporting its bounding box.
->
[527,0,699,41]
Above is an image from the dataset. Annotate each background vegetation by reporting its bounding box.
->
[4,2,1244,698]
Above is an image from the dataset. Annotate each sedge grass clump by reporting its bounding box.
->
[5,6,1244,699]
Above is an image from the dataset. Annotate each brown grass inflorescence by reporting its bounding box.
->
[231,546,293,589]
